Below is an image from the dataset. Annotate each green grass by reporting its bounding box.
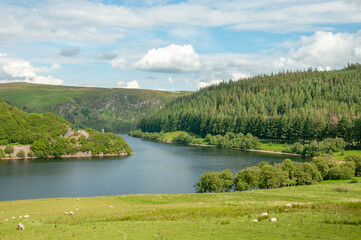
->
[260,142,288,152]
[1,179,361,239]
[332,150,361,160]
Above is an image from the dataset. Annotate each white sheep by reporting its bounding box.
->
[270,218,277,222]
[109,205,114,208]
[4,219,8,221]
[259,212,268,218]
[64,212,68,215]
[69,211,74,215]
[17,223,25,230]
[24,215,30,218]
[252,219,258,222]
[285,203,292,208]
[75,208,79,211]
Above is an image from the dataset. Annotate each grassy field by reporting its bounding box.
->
[0,179,360,239]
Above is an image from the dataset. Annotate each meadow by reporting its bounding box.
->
[0,178,360,239]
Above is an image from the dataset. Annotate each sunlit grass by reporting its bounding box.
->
[1,178,360,239]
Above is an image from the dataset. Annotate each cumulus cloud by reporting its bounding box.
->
[231,72,251,80]
[116,80,140,88]
[111,58,127,69]
[60,47,81,57]
[278,31,361,70]
[133,44,201,73]
[0,53,63,85]
[197,79,223,89]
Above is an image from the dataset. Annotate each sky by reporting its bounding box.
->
[0,0,361,91]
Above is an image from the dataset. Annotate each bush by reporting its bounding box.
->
[350,177,359,183]
[0,149,5,158]
[27,151,34,157]
[327,166,354,180]
[195,169,233,193]
[4,145,14,154]
[345,155,361,176]
[16,150,25,158]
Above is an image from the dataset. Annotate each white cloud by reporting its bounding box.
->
[231,72,251,80]
[111,58,127,70]
[116,80,140,88]
[51,63,62,70]
[280,31,361,70]
[197,79,223,89]
[168,76,174,84]
[133,44,202,73]
[0,54,63,85]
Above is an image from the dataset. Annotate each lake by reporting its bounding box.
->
[0,135,305,201]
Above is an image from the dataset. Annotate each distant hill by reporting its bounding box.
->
[138,64,361,145]
[0,83,190,133]
[0,98,133,158]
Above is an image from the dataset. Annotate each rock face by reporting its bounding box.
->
[64,127,75,138]
[77,130,89,138]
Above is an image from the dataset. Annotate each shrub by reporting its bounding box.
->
[350,177,359,183]
[345,155,361,176]
[16,150,25,158]
[27,151,34,157]
[195,169,233,193]
[0,149,5,158]
[4,145,14,154]
[327,166,354,180]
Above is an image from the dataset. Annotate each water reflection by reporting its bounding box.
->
[0,135,305,201]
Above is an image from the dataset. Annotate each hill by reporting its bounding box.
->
[138,64,361,146]
[0,98,133,158]
[0,178,360,239]
[0,83,190,133]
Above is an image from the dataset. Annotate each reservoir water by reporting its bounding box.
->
[0,135,305,201]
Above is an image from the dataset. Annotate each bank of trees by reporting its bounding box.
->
[0,98,133,158]
[195,155,361,193]
[139,65,361,146]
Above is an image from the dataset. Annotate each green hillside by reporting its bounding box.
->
[138,64,361,146]
[0,83,190,133]
[0,98,132,158]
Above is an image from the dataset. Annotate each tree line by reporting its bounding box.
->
[138,64,361,146]
[195,155,361,193]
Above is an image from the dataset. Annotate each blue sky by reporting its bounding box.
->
[0,0,361,91]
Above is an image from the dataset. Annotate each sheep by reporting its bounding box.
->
[17,223,25,230]
[76,198,80,201]
[259,212,268,217]
[75,208,79,211]
[64,212,68,215]
[5,219,8,221]
[27,202,31,204]
[109,205,114,208]
[69,211,74,215]
[19,216,22,219]
[270,218,277,222]
[252,219,258,222]
[24,215,30,218]
[285,203,292,208]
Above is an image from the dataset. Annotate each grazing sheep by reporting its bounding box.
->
[259,212,268,217]
[285,203,292,208]
[17,223,25,230]
[64,212,68,215]
[5,219,8,221]
[75,208,79,211]
[27,202,31,204]
[109,205,114,208]
[11,217,16,219]
[24,215,30,218]
[270,218,277,222]
[1,212,3,214]
[19,216,22,219]
[252,219,258,222]
[76,198,80,201]
[69,211,74,215]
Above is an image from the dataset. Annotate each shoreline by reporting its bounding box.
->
[136,137,305,158]
[0,152,133,160]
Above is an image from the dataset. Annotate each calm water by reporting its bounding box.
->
[0,135,305,201]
